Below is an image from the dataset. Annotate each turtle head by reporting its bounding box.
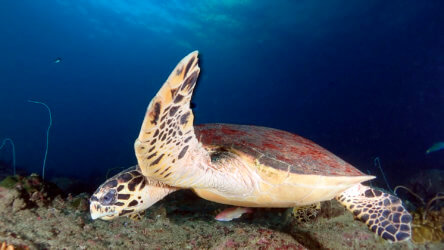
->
[90,165,177,220]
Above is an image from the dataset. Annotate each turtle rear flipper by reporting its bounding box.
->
[336,184,412,242]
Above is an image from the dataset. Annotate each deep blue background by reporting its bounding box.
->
[0,0,443,189]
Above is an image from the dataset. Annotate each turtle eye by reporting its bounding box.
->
[100,189,116,205]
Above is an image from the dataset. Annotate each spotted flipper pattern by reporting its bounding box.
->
[336,184,412,242]
[128,211,144,221]
[134,51,202,186]
[291,202,321,223]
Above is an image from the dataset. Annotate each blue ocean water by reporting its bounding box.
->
[0,0,443,190]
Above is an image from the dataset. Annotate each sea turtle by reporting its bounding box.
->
[90,51,412,242]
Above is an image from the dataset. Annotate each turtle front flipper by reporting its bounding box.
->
[134,51,209,187]
[336,184,412,242]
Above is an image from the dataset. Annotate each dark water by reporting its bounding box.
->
[0,0,443,190]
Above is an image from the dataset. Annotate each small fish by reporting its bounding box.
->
[53,57,62,64]
[215,207,253,221]
[426,142,444,154]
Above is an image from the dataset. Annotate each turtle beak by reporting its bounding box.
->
[90,205,100,220]
[90,201,116,220]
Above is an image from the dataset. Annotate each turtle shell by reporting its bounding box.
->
[194,123,365,177]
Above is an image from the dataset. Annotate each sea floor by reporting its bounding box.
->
[0,175,443,250]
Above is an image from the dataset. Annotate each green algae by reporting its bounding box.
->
[0,176,19,189]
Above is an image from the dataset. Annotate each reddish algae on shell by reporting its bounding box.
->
[195,123,364,176]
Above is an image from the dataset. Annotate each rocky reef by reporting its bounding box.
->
[394,169,444,244]
[0,173,442,249]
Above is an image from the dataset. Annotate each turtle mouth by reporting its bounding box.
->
[90,201,118,220]
[98,214,117,220]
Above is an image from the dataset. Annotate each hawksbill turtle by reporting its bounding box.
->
[90,51,412,242]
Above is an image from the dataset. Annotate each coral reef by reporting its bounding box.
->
[411,206,444,243]
[0,174,61,211]
[394,169,444,244]
[0,174,442,249]
[401,169,444,209]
